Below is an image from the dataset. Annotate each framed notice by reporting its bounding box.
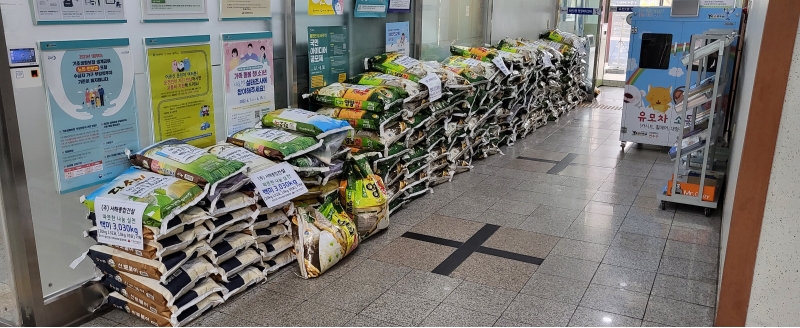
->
[33,0,126,24]
[309,0,343,15]
[220,0,271,20]
[145,35,216,147]
[141,0,208,22]
[387,0,411,12]
[308,26,349,92]
[354,0,387,17]
[221,32,275,135]
[39,38,139,193]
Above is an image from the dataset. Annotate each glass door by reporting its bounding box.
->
[557,0,603,92]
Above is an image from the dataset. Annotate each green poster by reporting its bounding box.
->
[308,26,349,92]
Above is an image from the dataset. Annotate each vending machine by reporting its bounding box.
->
[619,6,741,148]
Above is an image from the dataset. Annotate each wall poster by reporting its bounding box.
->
[308,0,343,15]
[141,0,208,22]
[387,0,411,12]
[308,26,349,92]
[220,0,271,20]
[221,32,275,135]
[354,0,387,17]
[40,38,139,193]
[145,36,216,147]
[33,0,126,24]
[386,21,409,56]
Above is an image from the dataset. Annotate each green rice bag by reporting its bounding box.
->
[347,72,427,103]
[227,128,323,161]
[306,83,407,112]
[365,52,428,82]
[261,108,352,139]
[442,56,498,84]
[289,155,330,178]
[339,153,389,239]
[316,107,402,131]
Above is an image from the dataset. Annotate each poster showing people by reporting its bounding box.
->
[40,38,139,193]
[222,32,275,135]
[220,0,270,20]
[386,21,409,56]
[146,36,215,147]
[33,0,125,24]
[308,26,349,92]
[141,0,208,22]
[308,0,343,15]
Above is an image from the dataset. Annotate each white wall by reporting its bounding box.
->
[745,21,800,327]
[718,0,768,295]
[490,0,557,44]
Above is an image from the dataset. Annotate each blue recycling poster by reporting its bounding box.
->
[39,38,139,193]
[354,0,387,17]
[386,21,410,56]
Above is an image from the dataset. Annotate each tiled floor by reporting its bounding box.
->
[87,87,723,327]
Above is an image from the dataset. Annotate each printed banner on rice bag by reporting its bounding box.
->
[221,32,275,135]
[220,0,270,20]
[387,0,411,12]
[386,21,409,56]
[308,0,343,15]
[145,36,215,147]
[354,0,387,17]
[308,26,349,92]
[40,38,140,193]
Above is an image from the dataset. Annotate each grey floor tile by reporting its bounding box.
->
[282,300,357,326]
[371,237,456,272]
[529,205,583,222]
[312,278,386,312]
[560,165,614,180]
[191,310,256,327]
[619,218,671,239]
[344,314,399,327]
[451,192,505,208]
[584,201,631,217]
[602,247,661,272]
[101,311,145,327]
[451,172,491,186]
[389,208,431,226]
[657,256,718,284]
[443,281,518,315]
[564,222,618,245]
[438,200,500,221]
[493,167,537,180]
[603,174,647,190]
[580,284,649,319]
[667,226,720,246]
[551,238,609,262]
[671,213,721,231]
[592,191,638,206]
[651,274,717,307]
[545,195,594,211]
[504,159,556,173]
[82,317,123,327]
[520,272,590,305]
[663,240,719,264]
[471,209,528,228]
[632,195,662,210]
[520,149,570,161]
[549,185,598,200]
[537,254,599,282]
[262,271,335,301]
[411,195,452,214]
[482,175,526,190]
[572,155,620,168]
[451,252,539,292]
[644,296,714,327]
[483,227,561,258]
[390,270,463,302]
[489,199,543,216]
[568,307,643,327]
[591,264,656,294]
[626,207,675,225]
[346,258,412,289]
[641,320,670,327]
[611,231,667,255]
[574,211,625,231]
[355,224,412,257]
[518,215,576,237]
[494,318,533,327]
[421,303,499,327]
[360,291,439,326]
[560,176,606,190]
[504,189,550,204]
[502,293,577,326]
[409,214,485,242]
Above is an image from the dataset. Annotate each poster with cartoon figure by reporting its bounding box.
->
[309,0,343,15]
[221,32,275,135]
[146,37,215,147]
[40,38,139,193]
[386,21,409,56]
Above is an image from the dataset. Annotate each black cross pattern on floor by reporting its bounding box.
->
[401,224,544,276]
[518,152,579,175]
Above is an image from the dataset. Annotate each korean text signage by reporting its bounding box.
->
[222,33,275,134]
[308,26,349,92]
[251,162,308,208]
[354,0,387,17]
[146,37,216,147]
[220,0,271,20]
[95,197,147,250]
[388,0,411,12]
[40,38,140,193]
[309,0,343,15]
[33,0,126,24]
[563,7,601,15]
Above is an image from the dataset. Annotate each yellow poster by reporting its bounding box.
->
[309,0,343,15]
[147,44,216,147]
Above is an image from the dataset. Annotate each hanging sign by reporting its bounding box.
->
[220,0,271,20]
[309,0,343,15]
[95,196,147,250]
[251,162,308,208]
[386,21,410,56]
[492,57,511,76]
[308,26,349,92]
[561,7,601,15]
[145,36,216,147]
[387,0,411,12]
[141,0,208,22]
[354,0,387,18]
[700,0,735,7]
[40,38,140,193]
[419,73,442,102]
[222,32,276,135]
[33,0,126,24]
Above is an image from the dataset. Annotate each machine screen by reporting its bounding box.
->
[9,48,36,65]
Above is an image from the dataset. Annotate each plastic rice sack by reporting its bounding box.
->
[86,225,207,260]
[207,233,256,264]
[347,72,428,103]
[81,167,205,228]
[220,266,265,301]
[252,210,288,230]
[227,128,323,161]
[261,108,353,139]
[204,205,258,240]
[251,220,291,243]
[305,83,407,112]
[81,241,210,283]
[256,235,293,260]
[316,107,402,131]
[206,143,278,176]
[103,275,223,322]
[129,139,248,198]
[201,191,257,217]
[450,45,500,62]
[107,291,222,327]
[442,56,498,84]
[365,52,428,82]
[263,249,295,274]
[292,197,358,279]
[339,154,389,239]
[215,248,262,282]
[343,122,410,152]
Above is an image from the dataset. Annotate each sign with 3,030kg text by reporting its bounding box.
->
[95,196,147,250]
[251,162,308,208]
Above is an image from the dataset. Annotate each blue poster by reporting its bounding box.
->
[39,38,139,193]
[386,21,410,56]
[354,0,387,17]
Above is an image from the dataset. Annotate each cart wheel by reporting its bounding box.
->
[620,142,626,151]
[704,208,712,217]
[659,201,666,211]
